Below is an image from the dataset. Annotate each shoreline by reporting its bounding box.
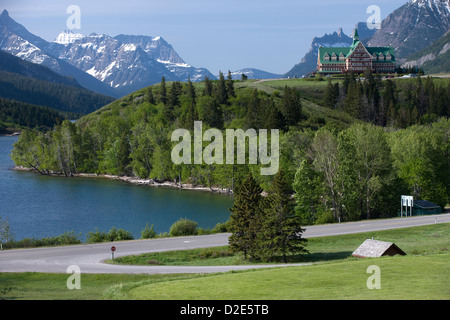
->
[12,165,234,195]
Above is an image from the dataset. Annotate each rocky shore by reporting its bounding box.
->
[12,165,234,194]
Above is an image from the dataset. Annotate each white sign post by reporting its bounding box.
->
[401,195,413,217]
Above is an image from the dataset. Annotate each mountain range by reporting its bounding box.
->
[0,9,215,97]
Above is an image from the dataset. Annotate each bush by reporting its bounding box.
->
[211,221,230,233]
[87,227,134,243]
[86,228,108,243]
[141,223,157,239]
[2,231,81,249]
[315,210,336,225]
[169,218,198,237]
[107,227,134,241]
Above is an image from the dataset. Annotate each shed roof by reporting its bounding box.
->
[352,239,406,258]
[414,200,440,209]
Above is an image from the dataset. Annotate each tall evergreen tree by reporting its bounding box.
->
[158,76,167,105]
[147,86,155,104]
[228,174,264,261]
[226,70,236,98]
[245,89,261,129]
[264,98,286,131]
[261,169,308,262]
[281,86,303,126]
[185,78,197,105]
[203,76,213,96]
[201,96,223,129]
[214,71,228,105]
[118,131,131,176]
[323,78,338,109]
[344,79,361,118]
[168,81,182,107]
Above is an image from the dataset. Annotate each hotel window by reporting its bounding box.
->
[339,53,345,61]
[324,53,330,61]
[379,53,384,61]
[386,53,391,61]
[331,53,337,61]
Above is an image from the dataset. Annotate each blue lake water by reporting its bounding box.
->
[0,136,233,241]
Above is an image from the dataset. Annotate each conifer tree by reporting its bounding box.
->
[344,79,361,118]
[203,76,213,96]
[158,76,167,105]
[147,86,155,104]
[168,81,182,107]
[245,89,261,129]
[185,78,197,105]
[182,99,198,131]
[214,71,228,105]
[118,132,131,175]
[226,70,236,98]
[323,78,338,108]
[281,86,303,126]
[261,169,308,262]
[264,98,286,131]
[228,174,264,261]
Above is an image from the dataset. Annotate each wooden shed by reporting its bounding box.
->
[413,200,442,215]
[352,239,406,258]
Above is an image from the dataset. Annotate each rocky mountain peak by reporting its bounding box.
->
[368,0,450,60]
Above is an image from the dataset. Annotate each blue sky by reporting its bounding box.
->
[2,0,408,75]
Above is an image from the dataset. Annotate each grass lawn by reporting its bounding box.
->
[1,223,449,300]
[124,253,450,300]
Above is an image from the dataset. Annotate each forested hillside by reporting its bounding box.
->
[322,72,449,127]
[0,98,65,133]
[0,70,115,115]
[11,73,450,222]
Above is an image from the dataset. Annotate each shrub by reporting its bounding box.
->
[2,231,81,248]
[169,218,198,237]
[87,227,134,243]
[141,223,157,239]
[86,228,108,243]
[211,221,230,233]
[107,227,134,241]
[315,210,335,225]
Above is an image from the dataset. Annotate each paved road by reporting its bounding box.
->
[0,213,449,274]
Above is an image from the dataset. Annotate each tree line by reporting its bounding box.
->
[0,70,115,114]
[323,71,449,128]
[0,98,64,132]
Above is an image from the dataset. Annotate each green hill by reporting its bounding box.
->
[0,98,67,133]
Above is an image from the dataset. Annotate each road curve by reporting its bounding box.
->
[0,213,449,274]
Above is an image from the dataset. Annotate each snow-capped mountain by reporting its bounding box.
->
[47,31,216,95]
[54,30,85,45]
[0,10,216,97]
[228,68,282,80]
[368,0,450,61]
[0,10,119,97]
[47,32,177,95]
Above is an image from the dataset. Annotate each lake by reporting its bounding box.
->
[0,136,233,241]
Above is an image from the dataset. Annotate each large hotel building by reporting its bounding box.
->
[317,29,396,74]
